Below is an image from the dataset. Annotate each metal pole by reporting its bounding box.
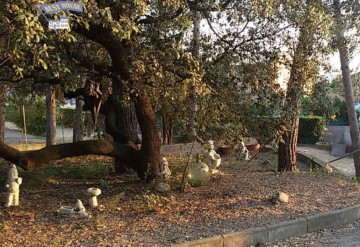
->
[62,123,65,143]
[328,148,360,164]
[22,105,27,144]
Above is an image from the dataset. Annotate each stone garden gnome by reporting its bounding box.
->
[238,139,250,160]
[204,140,221,172]
[4,164,22,207]
[158,156,171,180]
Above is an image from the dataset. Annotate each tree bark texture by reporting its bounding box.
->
[113,102,138,174]
[161,113,174,145]
[134,93,161,178]
[46,84,56,146]
[104,82,139,173]
[0,83,8,142]
[188,10,201,141]
[0,140,139,171]
[73,97,84,142]
[334,0,360,177]
[278,117,299,172]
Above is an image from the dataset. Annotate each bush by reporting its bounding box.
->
[5,106,47,135]
[298,116,325,144]
[5,106,76,136]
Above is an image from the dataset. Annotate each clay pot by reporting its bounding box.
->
[246,143,260,151]
[216,145,233,155]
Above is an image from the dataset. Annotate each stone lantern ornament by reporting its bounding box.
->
[87,187,101,208]
[4,164,22,207]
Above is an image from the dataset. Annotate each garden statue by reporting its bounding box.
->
[204,140,221,173]
[4,164,22,207]
[236,139,250,160]
[158,156,171,180]
[58,199,88,218]
[188,154,210,186]
[86,187,102,208]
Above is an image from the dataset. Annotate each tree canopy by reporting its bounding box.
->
[1,0,359,188]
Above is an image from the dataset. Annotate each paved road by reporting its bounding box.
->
[267,219,360,246]
[4,122,74,144]
[4,128,45,144]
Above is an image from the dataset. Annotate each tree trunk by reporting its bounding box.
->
[73,96,84,142]
[277,1,319,171]
[135,92,161,178]
[108,79,139,173]
[0,83,8,142]
[278,117,299,172]
[81,25,163,185]
[162,116,174,145]
[46,84,57,146]
[161,110,174,145]
[113,100,138,173]
[333,0,360,177]
[188,10,201,141]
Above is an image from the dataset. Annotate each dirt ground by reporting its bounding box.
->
[1,149,360,247]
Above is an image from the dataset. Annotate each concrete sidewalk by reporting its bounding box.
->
[297,145,355,177]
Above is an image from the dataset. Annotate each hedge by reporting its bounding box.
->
[298,116,325,144]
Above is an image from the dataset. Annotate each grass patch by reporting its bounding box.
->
[32,160,113,181]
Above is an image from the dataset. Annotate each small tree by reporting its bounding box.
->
[278,0,332,171]
[333,0,360,176]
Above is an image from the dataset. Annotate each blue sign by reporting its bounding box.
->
[38,1,84,31]
[38,1,84,14]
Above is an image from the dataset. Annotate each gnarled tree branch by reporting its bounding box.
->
[0,140,140,172]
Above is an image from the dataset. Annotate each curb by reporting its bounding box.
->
[297,151,327,168]
[171,204,360,247]
[297,150,343,175]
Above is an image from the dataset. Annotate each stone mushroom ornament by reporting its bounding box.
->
[87,187,101,208]
[4,164,22,207]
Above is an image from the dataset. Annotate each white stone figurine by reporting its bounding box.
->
[87,187,102,208]
[158,156,171,179]
[58,199,88,218]
[204,140,221,172]
[239,139,250,160]
[4,164,22,207]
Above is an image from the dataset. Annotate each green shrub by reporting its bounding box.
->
[6,105,77,136]
[59,108,76,128]
[6,106,47,135]
[298,116,325,144]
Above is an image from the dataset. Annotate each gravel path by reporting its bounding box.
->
[265,219,360,246]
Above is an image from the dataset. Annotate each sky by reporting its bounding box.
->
[329,50,360,74]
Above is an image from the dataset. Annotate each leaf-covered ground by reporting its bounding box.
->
[0,149,360,246]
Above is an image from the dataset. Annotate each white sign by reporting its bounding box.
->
[48,14,70,30]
